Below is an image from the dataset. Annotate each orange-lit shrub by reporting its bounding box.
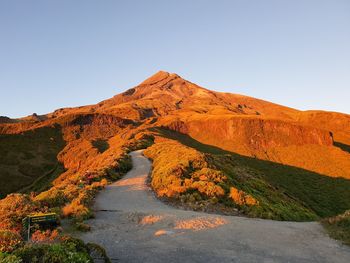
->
[185,168,227,197]
[144,138,227,199]
[0,194,40,231]
[191,168,227,183]
[0,230,23,252]
[31,229,59,243]
[34,187,67,207]
[62,199,89,219]
[90,178,108,189]
[35,162,118,220]
[229,187,258,206]
[188,181,225,197]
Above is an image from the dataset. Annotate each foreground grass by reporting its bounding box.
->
[154,128,350,221]
[0,236,110,263]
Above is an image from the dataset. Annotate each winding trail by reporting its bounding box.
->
[80,150,350,262]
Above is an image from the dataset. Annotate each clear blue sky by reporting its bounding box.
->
[1,0,349,118]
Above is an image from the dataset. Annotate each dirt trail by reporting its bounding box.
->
[80,150,350,263]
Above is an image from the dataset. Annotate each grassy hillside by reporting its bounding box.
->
[148,128,350,221]
[0,126,65,198]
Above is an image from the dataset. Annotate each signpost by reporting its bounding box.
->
[22,213,58,241]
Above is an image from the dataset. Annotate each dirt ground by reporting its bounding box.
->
[79,150,350,263]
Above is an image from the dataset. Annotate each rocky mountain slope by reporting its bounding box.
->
[6,71,348,178]
[1,71,350,223]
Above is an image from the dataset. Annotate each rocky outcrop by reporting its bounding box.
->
[0,116,16,124]
[54,113,135,141]
[296,111,350,145]
[59,113,134,127]
[165,116,333,156]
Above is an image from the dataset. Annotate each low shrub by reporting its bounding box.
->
[62,201,90,219]
[12,236,101,263]
[0,230,23,253]
[144,138,230,201]
[323,210,350,245]
[34,188,67,208]
[75,222,91,232]
[105,155,132,181]
[229,187,259,206]
[31,229,60,244]
[0,194,41,231]
[0,253,22,263]
[144,138,205,197]
[86,243,111,263]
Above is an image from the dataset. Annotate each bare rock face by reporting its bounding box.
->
[163,114,350,179]
[54,113,135,141]
[165,116,333,156]
[296,110,350,145]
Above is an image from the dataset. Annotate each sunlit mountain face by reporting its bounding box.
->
[1,71,350,223]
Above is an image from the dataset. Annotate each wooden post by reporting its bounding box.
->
[27,219,31,242]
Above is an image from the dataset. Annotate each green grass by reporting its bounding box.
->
[156,128,350,221]
[0,126,65,198]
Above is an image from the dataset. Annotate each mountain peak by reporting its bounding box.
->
[140,70,181,86]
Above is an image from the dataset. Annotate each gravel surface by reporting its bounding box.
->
[80,150,350,263]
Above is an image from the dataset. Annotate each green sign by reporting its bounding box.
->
[28,213,57,224]
[22,213,58,241]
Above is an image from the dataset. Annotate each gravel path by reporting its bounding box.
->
[80,150,350,263]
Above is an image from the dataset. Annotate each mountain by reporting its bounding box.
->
[1,71,350,222]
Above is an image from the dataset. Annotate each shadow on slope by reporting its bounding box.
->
[334,141,350,154]
[154,128,350,219]
[0,125,66,198]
